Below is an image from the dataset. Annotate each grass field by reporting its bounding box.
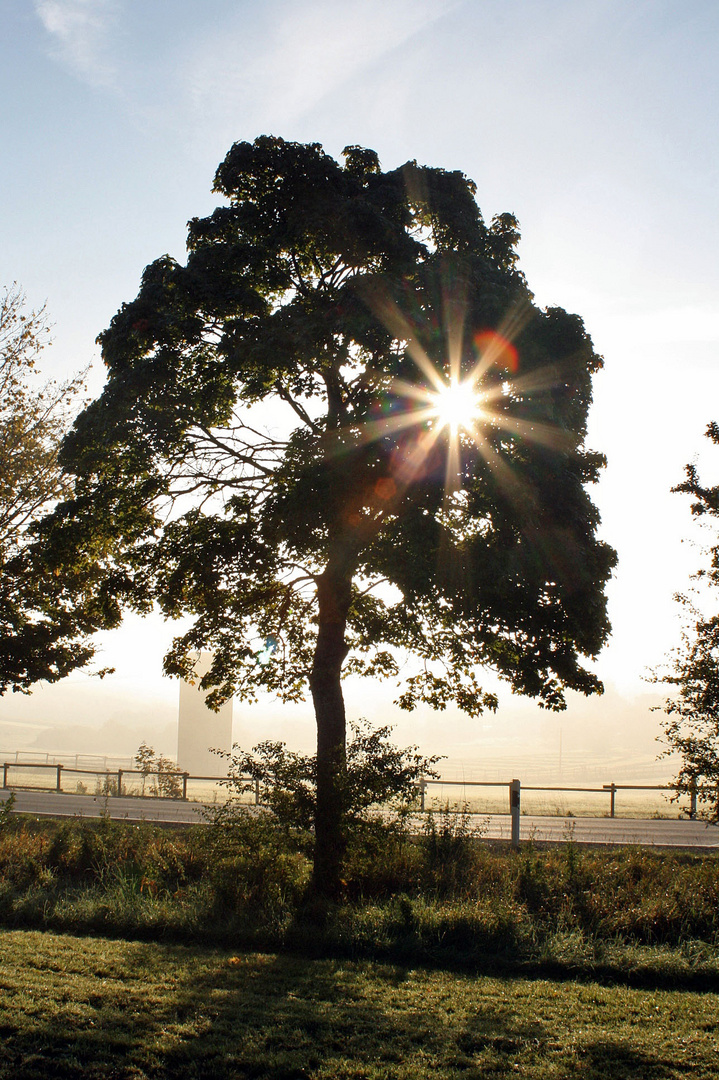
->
[1,812,719,1077]
[2,928,719,1079]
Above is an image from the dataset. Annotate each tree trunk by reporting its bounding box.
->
[309,567,352,897]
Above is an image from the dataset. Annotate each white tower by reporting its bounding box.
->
[177,653,233,776]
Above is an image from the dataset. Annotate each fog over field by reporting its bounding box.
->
[0,613,673,784]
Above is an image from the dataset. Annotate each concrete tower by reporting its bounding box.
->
[176,653,233,776]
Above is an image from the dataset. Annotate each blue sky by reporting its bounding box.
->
[2,0,719,770]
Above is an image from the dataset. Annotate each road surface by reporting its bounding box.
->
[2,788,718,848]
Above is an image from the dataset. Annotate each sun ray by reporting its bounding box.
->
[442,272,467,389]
[352,404,438,447]
[350,281,571,511]
[389,377,441,404]
[469,424,585,589]
[444,424,462,494]
[494,365,567,399]
[359,286,446,393]
[469,408,576,452]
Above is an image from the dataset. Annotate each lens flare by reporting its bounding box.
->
[473,330,518,374]
[348,286,577,512]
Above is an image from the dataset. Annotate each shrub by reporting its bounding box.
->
[217,718,441,834]
[203,803,312,923]
[134,742,184,798]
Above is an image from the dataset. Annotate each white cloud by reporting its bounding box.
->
[35,0,118,87]
[185,0,457,140]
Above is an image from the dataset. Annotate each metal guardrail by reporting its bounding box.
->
[1,762,260,804]
[4,760,710,835]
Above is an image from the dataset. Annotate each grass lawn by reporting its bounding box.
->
[1,928,718,1079]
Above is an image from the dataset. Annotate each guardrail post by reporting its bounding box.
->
[603,783,616,818]
[182,773,189,800]
[2,763,7,789]
[419,778,427,812]
[510,778,521,849]
[117,769,123,796]
[56,764,63,792]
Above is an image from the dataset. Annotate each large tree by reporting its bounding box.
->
[0,284,97,693]
[43,138,615,891]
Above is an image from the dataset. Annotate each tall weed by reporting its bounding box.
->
[423,804,487,897]
[0,792,16,831]
[0,815,718,960]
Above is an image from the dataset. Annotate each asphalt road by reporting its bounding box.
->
[2,787,718,848]
[1,788,206,824]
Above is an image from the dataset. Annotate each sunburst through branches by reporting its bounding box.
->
[353,290,561,506]
[430,378,484,435]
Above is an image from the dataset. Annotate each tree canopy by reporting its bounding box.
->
[0,285,95,693]
[657,422,719,819]
[43,137,616,889]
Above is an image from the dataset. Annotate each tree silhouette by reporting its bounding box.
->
[0,284,92,693]
[43,138,615,892]
[657,422,719,819]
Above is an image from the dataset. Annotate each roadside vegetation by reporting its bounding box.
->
[2,805,719,1077]
[1,807,718,981]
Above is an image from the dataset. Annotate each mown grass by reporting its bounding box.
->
[2,928,719,1079]
[2,812,719,1077]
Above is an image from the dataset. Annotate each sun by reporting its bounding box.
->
[431,378,483,433]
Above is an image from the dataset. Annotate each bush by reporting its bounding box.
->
[216,718,440,834]
[204,799,310,907]
[343,811,422,898]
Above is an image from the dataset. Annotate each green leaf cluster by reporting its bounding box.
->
[217,718,440,833]
[0,285,97,693]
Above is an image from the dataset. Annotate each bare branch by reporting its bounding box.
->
[273,381,321,432]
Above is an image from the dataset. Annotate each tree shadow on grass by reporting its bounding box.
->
[0,936,704,1080]
[578,1041,678,1079]
[489,955,719,995]
[0,942,546,1079]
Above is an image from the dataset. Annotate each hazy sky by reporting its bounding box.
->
[2,0,719,774]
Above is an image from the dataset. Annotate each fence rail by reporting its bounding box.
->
[0,762,258,803]
[418,776,717,825]
[2,750,133,770]
[3,759,714,839]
